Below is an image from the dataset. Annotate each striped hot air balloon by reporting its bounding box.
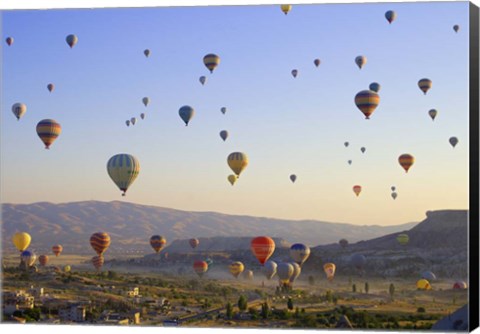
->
[323,263,336,281]
[150,235,167,253]
[229,261,245,278]
[107,154,140,196]
[39,255,49,266]
[203,53,220,73]
[36,119,61,149]
[290,243,310,265]
[90,232,111,255]
[189,238,199,249]
[92,255,104,270]
[227,152,249,177]
[355,90,380,119]
[251,236,275,265]
[398,154,415,173]
[52,245,63,257]
[397,234,409,245]
[193,260,208,277]
[418,78,432,95]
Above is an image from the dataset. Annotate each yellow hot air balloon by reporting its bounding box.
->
[229,261,245,278]
[323,263,336,281]
[107,154,140,196]
[64,265,71,273]
[227,152,248,177]
[396,234,409,245]
[416,279,431,290]
[12,232,31,252]
[203,54,220,73]
[228,174,237,186]
[280,5,292,15]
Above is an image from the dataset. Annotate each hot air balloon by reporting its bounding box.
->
[251,236,275,265]
[227,152,249,177]
[126,120,130,127]
[348,160,352,165]
[130,117,137,125]
[289,262,301,285]
[391,186,396,192]
[323,263,336,281]
[243,270,254,280]
[199,76,207,85]
[142,97,149,107]
[21,250,37,267]
[290,243,310,265]
[418,78,432,95]
[361,147,366,154]
[453,25,460,33]
[229,261,245,278]
[291,69,298,78]
[262,260,277,280]
[228,174,237,186]
[290,174,297,183]
[453,281,467,289]
[189,238,199,249]
[63,265,71,273]
[369,82,381,93]
[428,109,437,121]
[353,185,362,197]
[52,245,63,257]
[92,256,104,270]
[397,234,409,245]
[355,90,380,119]
[47,83,55,93]
[150,235,167,253]
[421,271,437,281]
[416,279,431,290]
[205,258,213,266]
[39,255,49,266]
[107,154,140,196]
[193,260,208,277]
[12,232,31,252]
[66,34,78,48]
[220,130,228,141]
[280,5,292,15]
[355,56,367,69]
[398,154,415,173]
[314,59,321,67]
[6,37,14,46]
[140,113,145,120]
[179,105,195,126]
[339,239,349,248]
[36,119,61,149]
[90,232,111,255]
[203,54,220,73]
[391,192,398,200]
[351,254,366,271]
[344,142,349,147]
[144,49,150,57]
[385,10,396,24]
[449,137,459,148]
[12,103,27,121]
[221,107,227,115]
[277,262,294,285]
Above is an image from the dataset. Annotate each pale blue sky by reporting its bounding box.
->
[1,2,470,225]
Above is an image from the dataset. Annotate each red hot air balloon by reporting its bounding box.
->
[251,236,275,265]
[398,154,415,173]
[193,260,208,277]
[39,255,49,266]
[353,185,362,197]
[52,245,63,257]
[90,232,111,255]
[189,238,199,249]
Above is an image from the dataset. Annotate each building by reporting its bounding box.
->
[28,286,44,298]
[59,304,86,323]
[100,310,141,325]
[2,291,35,315]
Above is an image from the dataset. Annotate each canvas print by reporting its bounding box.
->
[1,1,479,331]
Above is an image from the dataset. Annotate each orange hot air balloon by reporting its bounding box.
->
[193,260,208,277]
[90,232,111,255]
[353,185,362,197]
[52,245,63,257]
[355,90,380,119]
[398,154,415,173]
[39,255,49,266]
[251,236,275,265]
[189,238,199,249]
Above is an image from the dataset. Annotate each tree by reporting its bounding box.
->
[238,295,248,312]
[352,284,357,293]
[260,302,270,319]
[308,275,315,286]
[287,297,294,310]
[365,282,369,294]
[417,307,426,313]
[389,283,395,301]
[226,302,233,319]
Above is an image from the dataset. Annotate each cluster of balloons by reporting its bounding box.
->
[12,232,66,271]
[126,97,149,127]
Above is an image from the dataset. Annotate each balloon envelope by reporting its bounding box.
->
[150,235,167,253]
[92,255,104,270]
[391,192,398,200]
[262,260,277,280]
[229,261,245,278]
[416,279,431,290]
[449,137,459,148]
[39,255,49,266]
[385,10,396,24]
[199,76,207,85]
[107,154,140,196]
[189,238,199,249]
[47,83,55,93]
[291,69,298,78]
[142,97,149,107]
[290,243,310,265]
[428,109,437,121]
[6,37,14,46]
[12,103,27,121]
[421,271,437,281]
[314,59,321,67]
[397,234,409,245]
[66,34,78,48]
[90,232,111,255]
[36,119,61,149]
[21,250,37,267]
[277,262,294,283]
[453,25,460,33]
[228,174,237,186]
[290,174,297,183]
[179,105,195,126]
[339,239,349,248]
[324,263,336,281]
[12,232,31,252]
[251,236,275,265]
[369,82,381,92]
[453,281,467,289]
[418,78,432,95]
[398,154,415,173]
[243,270,254,280]
[193,260,208,277]
[289,262,301,283]
[203,54,220,73]
[220,130,228,141]
[355,90,380,119]
[227,152,249,176]
[221,107,227,115]
[144,49,150,57]
[52,245,63,257]
[355,56,367,69]
[353,185,362,197]
[280,4,292,15]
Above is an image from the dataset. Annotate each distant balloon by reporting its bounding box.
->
[418,78,432,95]
[220,130,229,141]
[199,76,207,85]
[64,265,71,273]
[6,37,14,46]
[277,262,294,284]
[90,232,111,255]
[12,103,27,121]
[355,56,367,69]
[126,120,130,127]
[251,236,275,265]
[130,117,137,125]
[144,49,150,58]
[21,250,37,267]
[150,235,167,253]
[39,255,49,266]
[140,113,145,120]
[263,260,277,280]
[243,270,254,280]
[291,69,298,78]
[229,261,245,278]
[385,10,396,24]
[421,271,437,281]
[353,185,362,197]
[189,238,199,249]
[205,258,213,266]
[280,4,292,15]
[314,59,321,67]
[289,262,301,284]
[344,142,349,147]
[324,263,336,281]
[348,160,352,165]
[391,192,398,200]
[92,255,104,270]
[12,232,31,252]
[453,281,467,289]
[355,90,380,119]
[339,239,349,248]
[227,152,249,177]
[290,243,310,265]
[290,174,297,183]
[193,260,208,277]
[391,186,396,192]
[203,53,220,73]
[351,254,366,271]
[397,233,409,245]
[47,83,55,93]
[369,82,381,93]
[416,279,431,290]
[66,34,78,48]
[52,245,63,257]
[360,147,366,154]
[428,109,437,121]
[221,107,227,115]
[398,154,415,173]
[179,105,195,126]
[228,174,237,186]
[449,137,459,148]
[142,97,149,107]
[36,119,61,149]
[453,25,460,33]
[107,154,140,196]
